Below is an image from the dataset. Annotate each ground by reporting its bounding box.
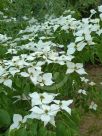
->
[80,65,102,136]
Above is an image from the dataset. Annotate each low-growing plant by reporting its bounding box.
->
[0,1,102,136]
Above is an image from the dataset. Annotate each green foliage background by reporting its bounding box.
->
[0,0,102,18]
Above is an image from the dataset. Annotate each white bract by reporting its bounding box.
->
[89,101,97,110]
[67,42,86,54]
[90,9,97,15]
[53,100,73,114]
[80,77,89,83]
[29,92,73,126]
[89,81,96,86]
[37,73,54,86]
[6,49,17,54]
[0,73,12,88]
[78,89,87,95]
[10,114,22,130]
[9,92,73,129]
[29,92,57,106]
[30,104,59,126]
[98,5,102,12]
[0,34,8,43]
[66,62,87,75]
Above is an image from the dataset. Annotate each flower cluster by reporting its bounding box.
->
[29,92,73,126]
[0,4,101,134]
[10,92,73,130]
[1,5,102,90]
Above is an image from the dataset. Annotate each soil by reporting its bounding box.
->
[86,64,102,84]
[80,114,102,136]
[80,65,102,136]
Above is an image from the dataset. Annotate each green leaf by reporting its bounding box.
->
[9,128,27,136]
[0,109,11,128]
[17,128,27,136]
[56,121,69,136]
[95,43,102,63]
[38,127,47,136]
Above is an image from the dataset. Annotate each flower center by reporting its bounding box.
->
[40,95,45,101]
[45,109,48,114]
[29,72,33,76]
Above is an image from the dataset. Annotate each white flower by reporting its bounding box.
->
[28,66,42,85]
[29,92,57,106]
[10,114,22,130]
[67,41,87,53]
[30,104,59,126]
[89,81,96,86]
[6,49,17,54]
[80,77,89,83]
[53,100,73,114]
[11,92,73,127]
[98,5,102,12]
[9,67,20,76]
[89,101,97,110]
[66,62,87,75]
[0,34,8,43]
[78,89,87,95]
[90,9,96,15]
[5,56,29,69]
[37,73,54,86]
[0,73,12,88]
[76,41,87,51]
[20,68,54,86]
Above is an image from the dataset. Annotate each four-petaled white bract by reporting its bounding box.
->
[10,92,73,129]
[66,62,87,75]
[78,89,87,95]
[89,101,97,111]
[53,100,73,114]
[30,104,59,126]
[29,92,57,106]
[29,92,73,126]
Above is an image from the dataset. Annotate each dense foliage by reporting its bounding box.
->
[0,1,102,136]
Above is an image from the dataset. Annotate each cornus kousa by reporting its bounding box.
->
[66,62,87,75]
[67,42,87,54]
[89,101,98,111]
[29,92,58,106]
[1,4,102,135]
[53,100,73,114]
[10,114,23,130]
[30,104,59,126]
[10,92,73,130]
[0,72,12,88]
[78,89,87,95]
[29,92,73,126]
[20,67,54,86]
[80,77,89,83]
